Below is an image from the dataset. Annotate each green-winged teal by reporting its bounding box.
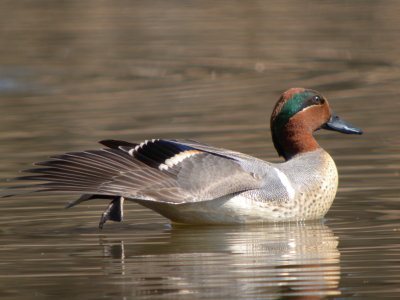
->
[8,88,363,227]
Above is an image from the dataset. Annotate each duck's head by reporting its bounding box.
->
[271,88,363,160]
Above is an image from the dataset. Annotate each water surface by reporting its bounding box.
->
[1,1,399,299]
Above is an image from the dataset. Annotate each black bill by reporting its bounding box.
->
[323,114,363,134]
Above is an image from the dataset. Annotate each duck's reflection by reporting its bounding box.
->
[99,220,340,299]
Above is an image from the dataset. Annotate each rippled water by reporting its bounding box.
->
[1,1,400,299]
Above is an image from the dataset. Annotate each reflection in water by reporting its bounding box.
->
[100,221,340,299]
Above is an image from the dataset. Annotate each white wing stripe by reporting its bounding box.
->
[158,150,201,171]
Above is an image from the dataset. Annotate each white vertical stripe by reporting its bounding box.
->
[274,168,296,200]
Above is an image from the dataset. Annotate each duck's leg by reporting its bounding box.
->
[99,196,125,229]
[65,194,125,228]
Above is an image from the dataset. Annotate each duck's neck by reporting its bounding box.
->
[272,122,321,161]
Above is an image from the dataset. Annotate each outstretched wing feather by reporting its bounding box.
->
[7,139,263,204]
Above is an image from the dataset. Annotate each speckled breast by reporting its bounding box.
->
[295,151,338,219]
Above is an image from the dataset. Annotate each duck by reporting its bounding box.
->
[9,88,362,227]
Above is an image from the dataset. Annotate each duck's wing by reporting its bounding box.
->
[8,139,266,205]
[171,139,267,164]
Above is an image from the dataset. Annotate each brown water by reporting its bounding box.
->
[0,1,399,299]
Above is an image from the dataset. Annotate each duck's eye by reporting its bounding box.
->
[312,95,325,104]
